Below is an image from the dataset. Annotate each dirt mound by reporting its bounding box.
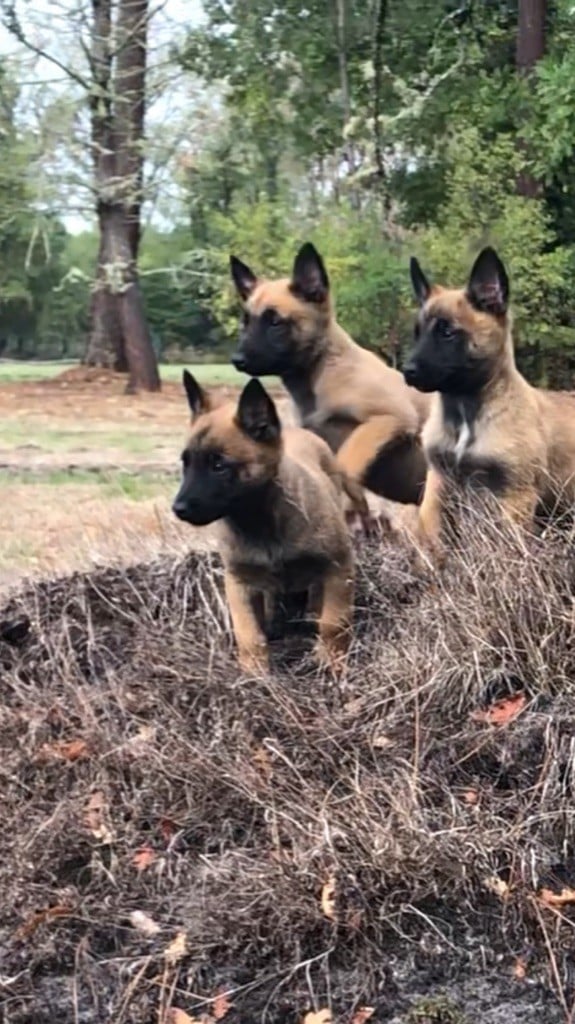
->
[1,514,573,1022]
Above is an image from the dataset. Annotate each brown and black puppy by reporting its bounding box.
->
[172,371,366,674]
[403,246,575,546]
[229,243,430,506]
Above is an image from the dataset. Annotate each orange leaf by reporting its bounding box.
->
[321,876,337,921]
[15,904,72,940]
[513,956,527,980]
[167,1011,205,1024]
[472,693,526,726]
[351,1009,375,1024]
[213,990,233,1020]
[38,738,89,762]
[303,1012,332,1024]
[132,846,156,873]
[539,885,575,907]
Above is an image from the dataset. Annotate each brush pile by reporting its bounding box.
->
[1,506,574,1023]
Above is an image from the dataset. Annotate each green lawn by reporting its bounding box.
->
[0,360,277,387]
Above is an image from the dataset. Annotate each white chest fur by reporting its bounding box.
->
[454,407,472,462]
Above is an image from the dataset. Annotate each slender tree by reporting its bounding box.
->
[516,0,548,198]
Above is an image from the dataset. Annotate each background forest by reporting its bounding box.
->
[0,0,572,387]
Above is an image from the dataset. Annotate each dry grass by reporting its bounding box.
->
[1,502,573,1022]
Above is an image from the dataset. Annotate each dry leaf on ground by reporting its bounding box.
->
[463,788,479,805]
[130,910,161,936]
[164,930,187,964]
[15,904,72,940]
[321,876,337,920]
[471,693,526,726]
[252,745,272,780]
[539,885,575,907]
[212,990,233,1020]
[83,789,114,843]
[483,874,510,900]
[351,1007,375,1024]
[132,845,156,873]
[37,738,89,762]
[513,956,527,980]
[303,1012,332,1024]
[167,1010,205,1024]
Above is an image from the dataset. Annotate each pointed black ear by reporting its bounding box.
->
[291,242,329,303]
[182,369,208,419]
[410,257,432,306]
[236,378,281,444]
[466,247,509,316]
[230,255,258,301]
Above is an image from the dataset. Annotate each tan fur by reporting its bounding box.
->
[185,390,364,674]
[245,278,431,504]
[415,285,575,547]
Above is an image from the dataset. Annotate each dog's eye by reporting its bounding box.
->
[210,453,230,475]
[268,310,282,327]
[437,319,454,340]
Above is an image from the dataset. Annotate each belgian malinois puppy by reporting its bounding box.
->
[172,371,366,674]
[229,243,430,506]
[403,246,575,544]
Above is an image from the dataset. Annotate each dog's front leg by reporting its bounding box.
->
[316,565,354,674]
[225,573,269,674]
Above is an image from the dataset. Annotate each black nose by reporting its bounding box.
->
[403,361,419,386]
[231,352,247,372]
[172,500,188,521]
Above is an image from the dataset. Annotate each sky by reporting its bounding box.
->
[0,0,207,232]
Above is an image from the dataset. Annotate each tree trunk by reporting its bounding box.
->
[335,0,359,207]
[83,0,160,391]
[516,0,547,198]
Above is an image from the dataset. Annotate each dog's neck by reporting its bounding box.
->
[225,479,282,540]
[281,316,355,414]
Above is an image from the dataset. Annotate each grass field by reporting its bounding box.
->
[0,362,264,587]
[0,359,274,386]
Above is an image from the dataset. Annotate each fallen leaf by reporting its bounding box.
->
[164,929,187,965]
[38,739,89,762]
[132,846,156,873]
[472,693,526,726]
[252,745,272,780]
[213,989,233,1020]
[167,1010,204,1024]
[321,876,337,921]
[303,1012,332,1024]
[15,904,72,940]
[371,734,393,750]
[130,909,161,937]
[83,790,114,843]
[160,816,179,844]
[351,1009,375,1024]
[513,956,527,980]
[483,874,510,900]
[463,788,479,805]
[539,885,575,907]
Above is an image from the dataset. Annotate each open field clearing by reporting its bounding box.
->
[0,367,265,589]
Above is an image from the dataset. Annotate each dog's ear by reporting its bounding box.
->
[410,257,432,307]
[291,242,329,303]
[182,369,209,420]
[466,247,509,316]
[236,378,281,444]
[230,255,258,301]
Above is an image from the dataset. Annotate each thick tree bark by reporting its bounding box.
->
[83,0,160,391]
[516,0,547,198]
